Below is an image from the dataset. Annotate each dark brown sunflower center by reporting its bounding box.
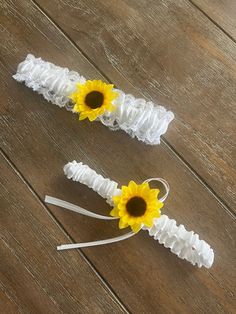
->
[85,91,104,109]
[126,196,147,217]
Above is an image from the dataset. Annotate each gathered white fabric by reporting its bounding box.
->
[144,216,214,268]
[13,54,86,108]
[13,54,174,144]
[62,160,214,268]
[64,160,120,205]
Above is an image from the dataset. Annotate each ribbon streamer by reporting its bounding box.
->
[45,195,117,220]
[57,232,135,251]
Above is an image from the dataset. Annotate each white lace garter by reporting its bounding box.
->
[13,54,174,144]
[45,161,214,269]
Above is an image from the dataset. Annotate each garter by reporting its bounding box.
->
[13,54,174,145]
[45,161,214,269]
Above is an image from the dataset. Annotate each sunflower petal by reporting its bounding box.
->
[131,223,142,233]
[73,104,80,113]
[110,207,119,217]
[113,195,121,204]
[79,113,88,120]
[119,218,129,229]
[121,215,129,223]
[151,210,161,218]
[144,217,154,228]
[128,180,137,193]
[121,185,128,194]
[88,113,98,121]
[150,189,159,198]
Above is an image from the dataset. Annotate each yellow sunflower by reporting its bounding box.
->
[69,80,118,121]
[110,181,163,233]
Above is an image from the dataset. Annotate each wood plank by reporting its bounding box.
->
[0,288,19,314]
[0,153,126,313]
[35,0,236,209]
[191,0,236,39]
[0,0,235,313]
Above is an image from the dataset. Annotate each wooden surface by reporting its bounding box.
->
[0,0,235,313]
[191,0,236,39]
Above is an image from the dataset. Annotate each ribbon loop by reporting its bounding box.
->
[143,178,170,202]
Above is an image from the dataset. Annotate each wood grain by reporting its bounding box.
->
[191,0,236,39]
[35,0,236,210]
[0,153,126,314]
[0,0,235,313]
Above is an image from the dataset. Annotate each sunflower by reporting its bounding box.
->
[110,181,163,233]
[69,80,118,121]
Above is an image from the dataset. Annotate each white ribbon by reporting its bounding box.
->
[45,195,117,220]
[57,232,135,251]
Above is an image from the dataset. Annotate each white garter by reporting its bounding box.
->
[13,54,174,144]
[62,160,214,268]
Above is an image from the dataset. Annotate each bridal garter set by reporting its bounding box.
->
[13,54,214,268]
